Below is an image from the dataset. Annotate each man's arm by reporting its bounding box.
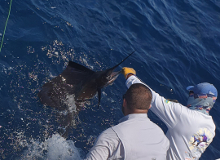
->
[85,142,109,160]
[125,73,183,129]
[85,128,122,160]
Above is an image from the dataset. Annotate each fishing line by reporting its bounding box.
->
[0,0,13,52]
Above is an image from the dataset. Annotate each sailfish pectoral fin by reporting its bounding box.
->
[98,88,101,108]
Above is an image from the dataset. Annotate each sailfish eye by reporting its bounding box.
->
[106,75,112,80]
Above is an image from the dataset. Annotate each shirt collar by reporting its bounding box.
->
[119,113,148,123]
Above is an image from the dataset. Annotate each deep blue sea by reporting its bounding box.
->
[0,0,220,159]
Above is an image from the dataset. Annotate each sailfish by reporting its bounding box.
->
[38,51,135,137]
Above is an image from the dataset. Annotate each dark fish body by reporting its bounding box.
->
[38,51,134,137]
[38,51,134,110]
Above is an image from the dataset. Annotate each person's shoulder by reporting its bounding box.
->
[180,106,215,126]
[98,127,117,139]
[102,127,115,134]
[181,106,210,117]
[95,127,120,147]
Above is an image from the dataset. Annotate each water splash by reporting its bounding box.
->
[19,134,83,160]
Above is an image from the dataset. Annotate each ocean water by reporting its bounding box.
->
[0,0,220,159]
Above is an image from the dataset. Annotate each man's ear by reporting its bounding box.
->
[123,98,127,108]
[149,104,151,109]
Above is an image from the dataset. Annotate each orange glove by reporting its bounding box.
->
[122,67,136,79]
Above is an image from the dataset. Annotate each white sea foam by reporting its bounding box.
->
[19,134,83,160]
[64,94,77,112]
[47,134,82,160]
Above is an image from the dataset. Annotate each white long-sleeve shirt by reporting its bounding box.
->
[126,75,216,160]
[85,113,169,160]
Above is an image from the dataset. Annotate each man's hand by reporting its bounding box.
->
[122,67,136,79]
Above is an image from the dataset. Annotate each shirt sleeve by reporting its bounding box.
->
[85,128,122,160]
[125,75,183,129]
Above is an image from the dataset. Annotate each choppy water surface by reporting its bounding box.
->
[0,0,220,159]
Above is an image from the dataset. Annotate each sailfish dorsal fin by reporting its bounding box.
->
[68,61,94,73]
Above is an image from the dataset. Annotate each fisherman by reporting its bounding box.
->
[122,67,217,160]
[85,83,170,159]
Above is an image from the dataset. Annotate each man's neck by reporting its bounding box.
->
[125,109,148,116]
